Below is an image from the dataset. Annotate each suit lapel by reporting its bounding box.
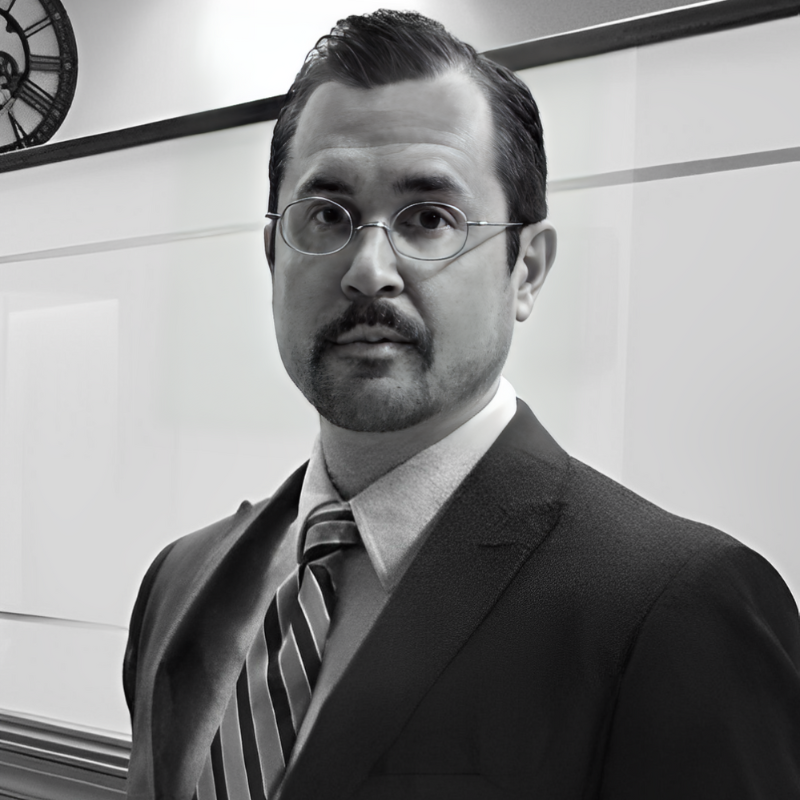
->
[150,464,307,800]
[278,402,568,800]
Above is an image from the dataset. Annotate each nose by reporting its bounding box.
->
[340,223,404,300]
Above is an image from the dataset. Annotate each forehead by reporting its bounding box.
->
[281,71,503,209]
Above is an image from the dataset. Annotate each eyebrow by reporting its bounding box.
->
[392,174,465,197]
[296,172,467,201]
[297,175,357,197]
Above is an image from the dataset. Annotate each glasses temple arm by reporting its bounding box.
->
[465,221,524,227]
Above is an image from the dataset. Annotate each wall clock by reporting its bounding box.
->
[0,0,77,154]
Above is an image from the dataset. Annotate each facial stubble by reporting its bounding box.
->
[301,301,435,432]
[293,300,509,433]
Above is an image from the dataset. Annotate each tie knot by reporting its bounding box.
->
[299,501,360,564]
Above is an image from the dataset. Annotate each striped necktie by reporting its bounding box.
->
[194,501,360,800]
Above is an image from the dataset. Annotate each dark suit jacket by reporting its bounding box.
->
[124,402,800,799]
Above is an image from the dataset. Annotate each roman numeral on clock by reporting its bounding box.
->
[16,78,54,116]
[0,1,77,152]
[29,54,62,72]
[24,16,54,37]
[8,111,26,144]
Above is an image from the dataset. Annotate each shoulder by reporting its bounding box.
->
[123,497,274,714]
[586,462,800,795]
[527,455,799,655]
[125,499,269,622]
[486,407,791,614]
[137,498,273,613]
[162,499,267,570]
[128,460,308,635]
[560,455,753,575]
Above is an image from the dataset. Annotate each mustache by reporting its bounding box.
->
[311,300,433,364]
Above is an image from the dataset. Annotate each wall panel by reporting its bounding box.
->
[623,163,800,587]
[518,48,637,181]
[0,618,129,732]
[0,232,315,631]
[505,183,634,482]
[634,14,800,166]
[0,122,273,258]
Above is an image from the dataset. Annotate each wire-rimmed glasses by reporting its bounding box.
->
[266,196,522,262]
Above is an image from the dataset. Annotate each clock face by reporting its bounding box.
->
[0,0,77,154]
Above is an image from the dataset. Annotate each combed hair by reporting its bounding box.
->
[268,10,547,268]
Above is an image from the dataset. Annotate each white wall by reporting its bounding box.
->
[507,16,800,591]
[54,0,696,141]
[0,13,798,736]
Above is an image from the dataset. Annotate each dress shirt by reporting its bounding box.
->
[295,375,518,591]
[266,378,519,766]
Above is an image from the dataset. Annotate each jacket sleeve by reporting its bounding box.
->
[122,541,178,724]
[600,541,800,798]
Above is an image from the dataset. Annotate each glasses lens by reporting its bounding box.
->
[391,203,468,260]
[282,198,352,255]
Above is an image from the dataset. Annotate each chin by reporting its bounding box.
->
[295,343,506,433]
[311,377,438,433]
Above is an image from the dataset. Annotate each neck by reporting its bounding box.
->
[319,378,500,499]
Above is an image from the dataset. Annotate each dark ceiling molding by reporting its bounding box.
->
[0,711,130,799]
[1,0,798,175]
[0,95,284,174]
[484,0,800,70]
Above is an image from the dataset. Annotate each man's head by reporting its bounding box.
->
[268,10,548,269]
[265,10,556,435]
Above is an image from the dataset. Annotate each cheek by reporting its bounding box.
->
[420,267,515,356]
[272,260,340,334]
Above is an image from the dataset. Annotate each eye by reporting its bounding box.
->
[398,204,459,233]
[419,210,449,230]
[312,204,347,225]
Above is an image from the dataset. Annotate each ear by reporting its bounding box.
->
[264,217,276,275]
[512,220,557,322]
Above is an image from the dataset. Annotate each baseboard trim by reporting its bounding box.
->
[0,712,130,800]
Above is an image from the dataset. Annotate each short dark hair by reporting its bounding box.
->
[268,9,547,269]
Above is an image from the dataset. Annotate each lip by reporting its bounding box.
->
[329,340,413,359]
[333,324,412,345]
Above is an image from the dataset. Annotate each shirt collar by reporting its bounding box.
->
[294,377,518,592]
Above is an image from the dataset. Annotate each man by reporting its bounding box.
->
[123,10,800,800]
